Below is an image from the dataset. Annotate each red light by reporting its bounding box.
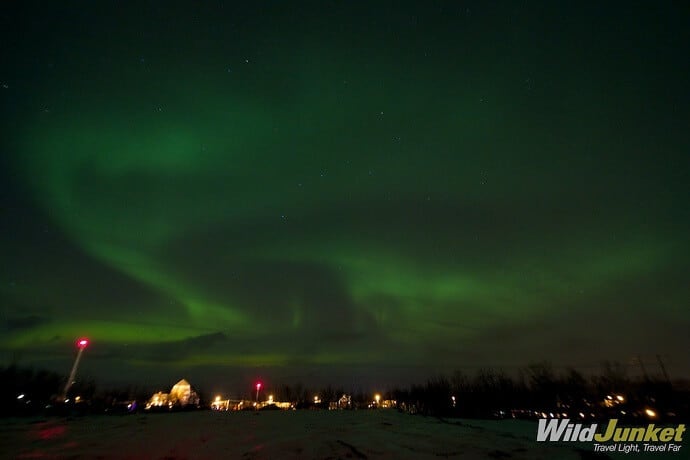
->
[76,338,89,349]
[256,382,262,390]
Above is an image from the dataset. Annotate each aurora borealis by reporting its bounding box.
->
[1,2,689,390]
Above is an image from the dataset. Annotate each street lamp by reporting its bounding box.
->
[255,382,262,405]
[62,338,89,401]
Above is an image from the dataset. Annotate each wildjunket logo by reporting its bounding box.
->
[536,418,685,443]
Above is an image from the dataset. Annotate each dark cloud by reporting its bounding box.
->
[159,226,379,339]
[0,185,175,319]
[3,315,49,332]
[134,332,230,362]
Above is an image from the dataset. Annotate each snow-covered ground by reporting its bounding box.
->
[0,410,683,459]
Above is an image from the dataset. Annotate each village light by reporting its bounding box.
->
[61,337,89,401]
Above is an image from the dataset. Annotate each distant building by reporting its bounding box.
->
[381,399,397,409]
[146,379,200,410]
[211,396,230,411]
[169,379,199,406]
[210,395,293,411]
[146,391,169,409]
[329,394,352,410]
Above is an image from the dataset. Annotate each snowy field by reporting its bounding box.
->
[1,410,685,459]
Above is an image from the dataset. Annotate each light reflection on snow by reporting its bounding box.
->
[4,411,592,459]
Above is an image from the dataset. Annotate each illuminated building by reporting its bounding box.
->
[146,378,200,410]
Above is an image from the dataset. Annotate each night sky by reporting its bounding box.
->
[1,1,689,392]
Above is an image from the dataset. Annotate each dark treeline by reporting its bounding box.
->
[0,364,152,417]
[253,362,689,421]
[2,361,689,421]
[238,383,374,410]
[387,362,689,421]
[1,365,65,416]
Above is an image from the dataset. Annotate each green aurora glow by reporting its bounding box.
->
[1,2,688,388]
